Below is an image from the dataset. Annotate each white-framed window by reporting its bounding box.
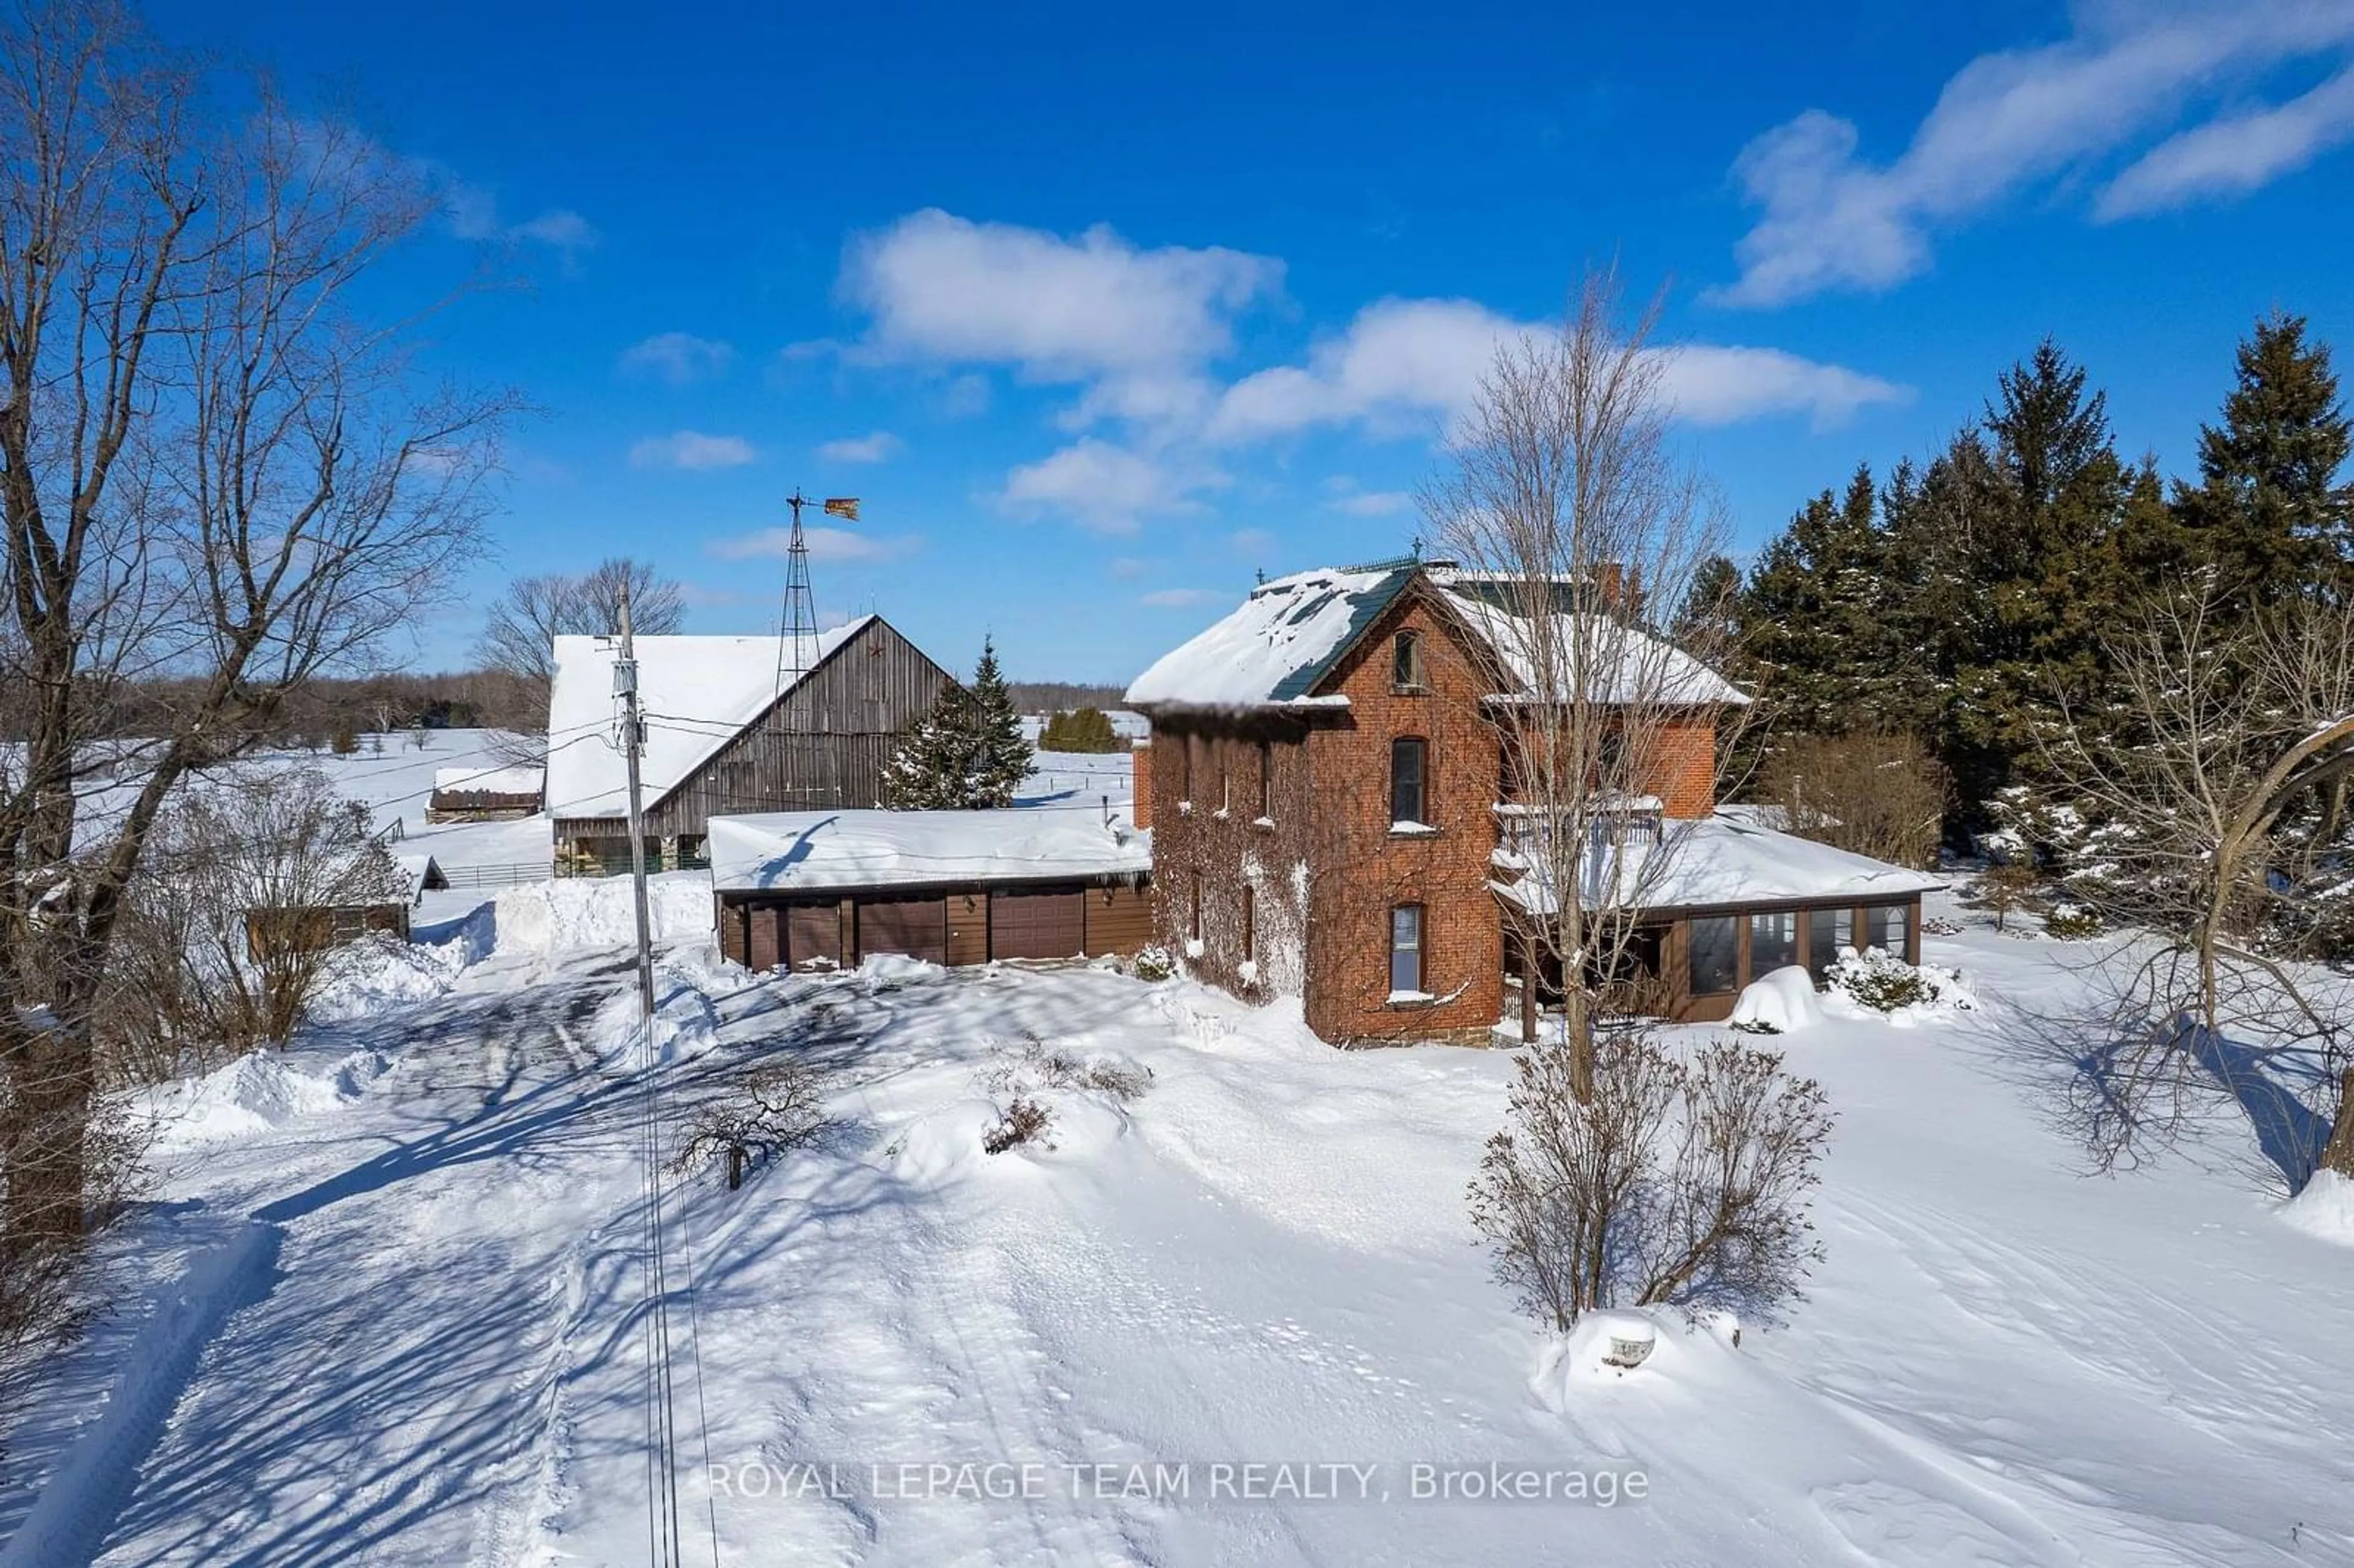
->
[1390,904,1424,995]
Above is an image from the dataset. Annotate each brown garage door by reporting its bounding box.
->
[856,896,947,965]
[989,888,1084,961]
[786,903,842,970]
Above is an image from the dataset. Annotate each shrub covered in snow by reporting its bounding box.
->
[1130,945,1176,982]
[1728,966,1823,1035]
[981,1038,1152,1103]
[1827,948,1973,1014]
[982,1097,1054,1155]
[2043,903,2104,940]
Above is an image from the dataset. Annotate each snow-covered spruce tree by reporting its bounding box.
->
[966,638,1032,805]
[880,639,1032,809]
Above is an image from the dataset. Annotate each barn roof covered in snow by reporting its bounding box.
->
[1123,560,1746,711]
[1496,807,1940,916]
[430,765,543,799]
[544,619,874,821]
[707,809,1150,894]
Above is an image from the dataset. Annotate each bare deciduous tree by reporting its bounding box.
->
[2044,579,2354,1185]
[1759,729,1949,870]
[474,557,685,724]
[0,0,509,1300]
[1423,268,1748,1098]
[105,769,409,1075]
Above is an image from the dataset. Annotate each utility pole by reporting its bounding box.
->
[616,580,657,1024]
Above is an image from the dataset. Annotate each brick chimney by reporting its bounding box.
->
[1129,739,1152,830]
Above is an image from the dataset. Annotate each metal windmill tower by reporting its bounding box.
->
[774,490,859,694]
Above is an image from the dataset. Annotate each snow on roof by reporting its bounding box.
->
[431,766,542,798]
[544,619,874,821]
[1434,580,1749,708]
[1498,807,1940,915]
[1123,563,1417,710]
[1122,560,1746,711]
[708,809,1150,894]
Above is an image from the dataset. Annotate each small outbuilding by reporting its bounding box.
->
[707,809,1152,972]
[426,765,544,823]
[243,850,445,959]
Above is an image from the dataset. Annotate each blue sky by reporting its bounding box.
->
[156,0,2354,683]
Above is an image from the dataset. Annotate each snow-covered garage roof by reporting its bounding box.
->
[1496,806,1941,916]
[708,809,1150,894]
[544,620,874,821]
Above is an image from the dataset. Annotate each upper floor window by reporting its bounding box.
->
[1390,737,1428,826]
[1392,630,1425,691]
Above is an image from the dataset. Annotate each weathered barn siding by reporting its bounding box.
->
[555,617,950,843]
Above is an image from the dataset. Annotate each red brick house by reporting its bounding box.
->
[1124,558,1937,1046]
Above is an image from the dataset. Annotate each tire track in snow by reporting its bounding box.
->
[8,961,635,1568]
[0,1220,283,1568]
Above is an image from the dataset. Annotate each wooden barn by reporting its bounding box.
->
[706,809,1153,971]
[243,851,444,959]
[425,765,544,823]
[543,617,951,874]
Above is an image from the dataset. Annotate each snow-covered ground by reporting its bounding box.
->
[6,888,2353,1566]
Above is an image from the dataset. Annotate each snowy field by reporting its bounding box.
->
[5,883,2353,1566]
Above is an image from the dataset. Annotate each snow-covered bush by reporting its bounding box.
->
[2043,904,2104,940]
[982,1097,1053,1155]
[981,1038,1152,1103]
[1469,1035,1832,1331]
[1129,945,1176,983]
[1728,967,1823,1035]
[1826,948,1973,1014]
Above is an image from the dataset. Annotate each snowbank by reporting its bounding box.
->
[2282,1170,2354,1247]
[1730,965,1824,1033]
[308,931,471,1021]
[145,1047,394,1149]
[490,870,716,954]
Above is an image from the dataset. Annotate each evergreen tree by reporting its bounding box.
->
[965,637,1032,802]
[879,637,1033,809]
[2175,312,2353,604]
[1040,707,1121,753]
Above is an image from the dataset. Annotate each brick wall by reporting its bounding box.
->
[1302,596,1504,1046]
[1146,721,1317,1000]
[1129,740,1152,831]
[1655,716,1719,819]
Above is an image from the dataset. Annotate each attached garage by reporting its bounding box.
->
[989,888,1085,961]
[856,896,948,965]
[787,903,844,969]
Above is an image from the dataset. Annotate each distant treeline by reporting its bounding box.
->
[1006,681,1129,714]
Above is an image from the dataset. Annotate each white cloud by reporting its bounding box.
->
[708,525,914,563]
[2100,63,2354,216]
[1713,4,2354,306]
[1140,587,1226,607]
[842,208,1281,424]
[1327,490,1412,518]
[999,440,1213,535]
[1654,345,1912,430]
[817,431,904,464]
[1213,297,1905,437]
[1213,298,1510,441]
[620,332,735,384]
[629,430,758,471]
[447,183,601,257]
